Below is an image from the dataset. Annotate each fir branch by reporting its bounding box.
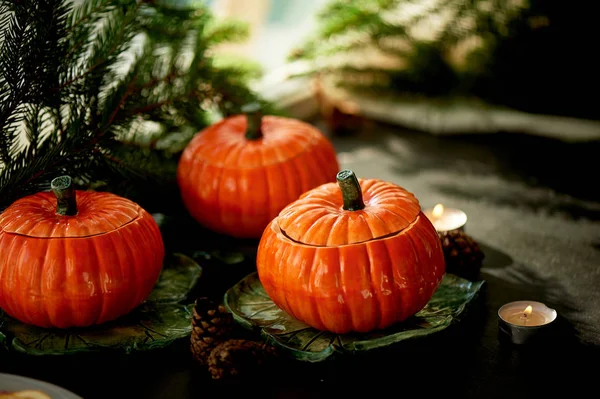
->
[296,4,405,61]
[65,2,139,95]
[0,0,270,211]
[204,19,249,46]
[61,0,121,87]
[66,0,116,34]
[98,142,177,185]
[24,104,45,157]
[0,2,34,162]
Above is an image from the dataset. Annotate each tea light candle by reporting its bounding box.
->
[423,203,467,232]
[498,300,558,344]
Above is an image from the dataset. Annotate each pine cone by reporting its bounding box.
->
[439,230,485,280]
[190,297,234,365]
[207,339,277,380]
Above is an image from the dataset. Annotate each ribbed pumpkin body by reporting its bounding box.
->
[0,191,164,328]
[256,177,446,334]
[177,115,340,238]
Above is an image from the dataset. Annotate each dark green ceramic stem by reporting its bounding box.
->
[51,175,78,216]
[337,169,365,211]
[243,102,263,140]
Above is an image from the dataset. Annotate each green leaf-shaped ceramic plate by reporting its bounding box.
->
[0,253,201,355]
[224,272,484,362]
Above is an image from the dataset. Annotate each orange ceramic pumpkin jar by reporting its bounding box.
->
[256,170,446,334]
[0,176,165,328]
[177,107,340,238]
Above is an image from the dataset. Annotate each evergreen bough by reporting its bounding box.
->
[0,0,272,212]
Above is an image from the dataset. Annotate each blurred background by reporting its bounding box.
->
[202,0,600,141]
[65,0,598,140]
[4,0,597,211]
[206,0,327,72]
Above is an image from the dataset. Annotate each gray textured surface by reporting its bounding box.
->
[325,122,600,346]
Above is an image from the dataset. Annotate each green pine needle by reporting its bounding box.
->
[0,0,269,212]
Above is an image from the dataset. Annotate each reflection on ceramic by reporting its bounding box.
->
[0,253,201,355]
[0,373,83,399]
[225,272,485,362]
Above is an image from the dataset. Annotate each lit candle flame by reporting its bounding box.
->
[523,305,533,317]
[432,203,444,218]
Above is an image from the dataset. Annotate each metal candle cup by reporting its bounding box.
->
[423,203,467,233]
[497,300,557,345]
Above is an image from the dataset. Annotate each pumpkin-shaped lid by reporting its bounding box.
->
[0,176,140,238]
[181,105,328,168]
[277,170,421,246]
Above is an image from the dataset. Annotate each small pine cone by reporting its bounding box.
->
[439,230,485,279]
[207,339,277,380]
[190,297,234,365]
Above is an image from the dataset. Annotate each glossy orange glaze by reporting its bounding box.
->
[278,178,421,245]
[0,191,164,328]
[256,179,445,334]
[177,115,340,238]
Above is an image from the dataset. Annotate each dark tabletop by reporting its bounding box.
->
[1,119,599,398]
